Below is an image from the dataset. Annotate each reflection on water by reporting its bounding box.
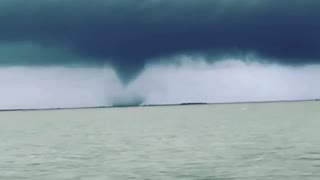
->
[0,101,320,179]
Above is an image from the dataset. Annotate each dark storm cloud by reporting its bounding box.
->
[1,0,320,77]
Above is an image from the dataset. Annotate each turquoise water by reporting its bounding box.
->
[0,101,319,179]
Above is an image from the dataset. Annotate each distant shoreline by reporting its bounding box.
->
[0,99,319,112]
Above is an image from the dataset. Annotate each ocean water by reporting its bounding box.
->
[0,101,319,180]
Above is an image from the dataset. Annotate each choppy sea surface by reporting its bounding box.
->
[0,101,319,180]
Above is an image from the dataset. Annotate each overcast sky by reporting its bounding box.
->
[0,0,320,79]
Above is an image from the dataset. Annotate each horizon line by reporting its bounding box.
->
[0,99,319,112]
